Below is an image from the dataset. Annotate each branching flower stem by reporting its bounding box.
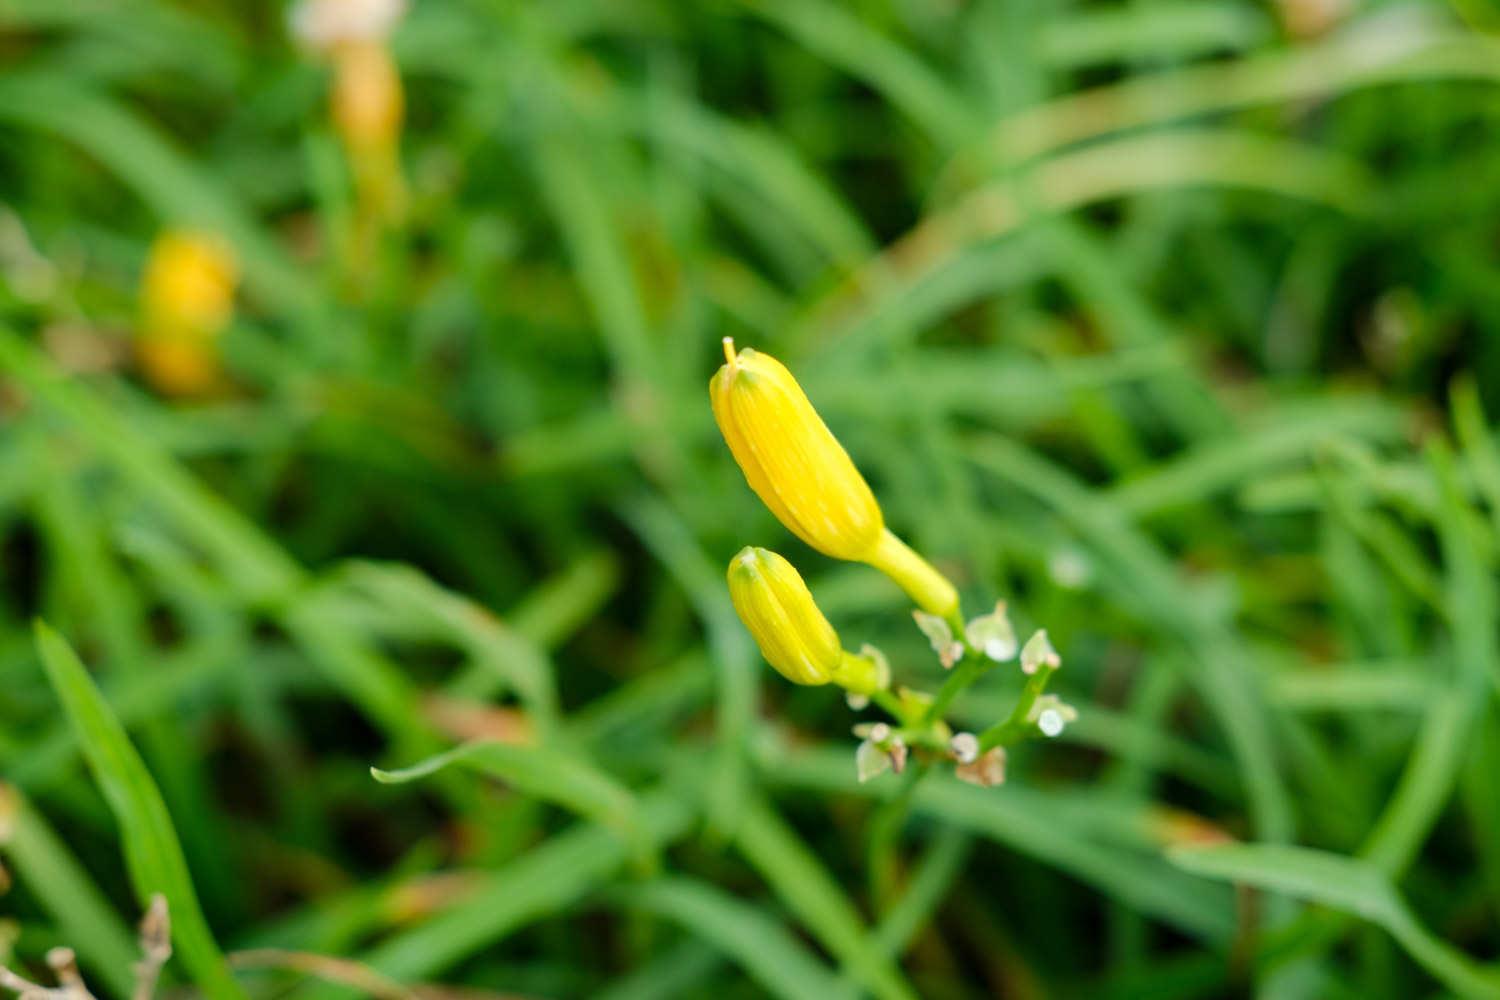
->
[870,689,908,723]
[920,646,992,729]
[978,663,1059,752]
[867,760,930,905]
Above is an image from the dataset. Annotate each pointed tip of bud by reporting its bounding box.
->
[727,546,843,686]
[966,601,1017,663]
[709,343,885,561]
[1020,628,1061,674]
[913,610,963,667]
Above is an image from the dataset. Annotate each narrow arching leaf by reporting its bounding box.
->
[34,622,248,1000]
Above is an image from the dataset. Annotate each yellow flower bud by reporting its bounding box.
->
[711,339,881,560]
[289,0,407,226]
[711,339,960,620]
[331,40,406,223]
[332,40,403,159]
[137,230,238,397]
[726,546,885,695]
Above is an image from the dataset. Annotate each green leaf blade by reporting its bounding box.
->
[34,621,248,1000]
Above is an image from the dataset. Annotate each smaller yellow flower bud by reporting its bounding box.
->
[331,40,406,221]
[726,546,885,695]
[711,338,960,620]
[332,41,403,159]
[290,0,407,224]
[137,230,238,397]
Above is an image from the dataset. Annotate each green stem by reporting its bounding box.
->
[871,689,908,724]
[977,665,1056,751]
[920,647,991,728]
[867,761,929,907]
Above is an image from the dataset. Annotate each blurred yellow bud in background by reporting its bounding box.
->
[332,41,403,159]
[726,546,886,695]
[712,338,960,620]
[136,230,238,397]
[291,0,407,227]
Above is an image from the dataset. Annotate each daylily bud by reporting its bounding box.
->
[711,341,881,559]
[290,0,407,224]
[332,41,403,159]
[136,230,238,396]
[726,546,886,695]
[331,41,406,221]
[711,338,959,618]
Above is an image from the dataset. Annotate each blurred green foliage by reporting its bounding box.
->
[3,0,1500,997]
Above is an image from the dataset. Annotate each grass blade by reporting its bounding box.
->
[320,790,696,998]
[0,785,137,998]
[622,878,852,1000]
[372,741,637,838]
[1170,843,1500,998]
[736,797,918,1000]
[760,741,1236,941]
[33,622,247,1000]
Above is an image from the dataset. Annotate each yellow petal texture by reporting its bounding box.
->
[726,547,841,686]
[711,339,883,561]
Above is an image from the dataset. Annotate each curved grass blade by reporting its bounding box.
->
[968,435,1292,842]
[302,790,697,1000]
[339,561,560,729]
[0,331,431,751]
[372,741,637,839]
[759,741,1236,942]
[736,797,918,1000]
[0,785,137,998]
[1036,2,1270,69]
[1169,843,1500,999]
[0,73,315,317]
[621,494,757,836]
[1106,398,1410,518]
[614,91,875,270]
[1359,444,1498,875]
[950,20,1500,177]
[801,129,1372,358]
[621,878,853,1000]
[740,0,976,148]
[33,622,248,1000]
